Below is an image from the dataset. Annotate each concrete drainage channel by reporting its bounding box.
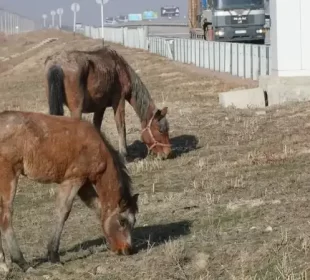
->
[219,76,310,109]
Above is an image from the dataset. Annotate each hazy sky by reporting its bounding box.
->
[0,0,187,26]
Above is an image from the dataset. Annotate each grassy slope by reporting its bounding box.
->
[0,30,309,280]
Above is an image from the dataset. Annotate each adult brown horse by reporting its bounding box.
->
[0,110,139,272]
[44,46,172,160]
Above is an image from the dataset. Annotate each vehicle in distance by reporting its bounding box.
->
[189,0,266,44]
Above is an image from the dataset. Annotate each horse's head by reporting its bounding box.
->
[102,193,139,255]
[141,107,171,159]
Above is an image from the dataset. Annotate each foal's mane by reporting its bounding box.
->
[97,128,136,210]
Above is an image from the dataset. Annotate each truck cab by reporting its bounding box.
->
[200,0,266,43]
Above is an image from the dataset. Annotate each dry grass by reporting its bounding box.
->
[1,30,310,280]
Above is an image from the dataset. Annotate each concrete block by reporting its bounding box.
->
[259,76,310,92]
[219,88,266,109]
[267,84,310,106]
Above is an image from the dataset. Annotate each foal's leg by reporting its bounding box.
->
[0,232,8,273]
[0,166,28,271]
[113,98,128,159]
[93,108,106,132]
[47,179,83,263]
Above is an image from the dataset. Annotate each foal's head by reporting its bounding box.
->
[103,193,139,255]
[141,107,171,159]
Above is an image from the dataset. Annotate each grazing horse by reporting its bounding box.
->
[44,46,172,160]
[0,110,139,272]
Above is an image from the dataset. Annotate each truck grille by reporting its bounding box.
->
[225,15,255,25]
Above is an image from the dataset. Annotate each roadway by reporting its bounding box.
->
[102,20,191,38]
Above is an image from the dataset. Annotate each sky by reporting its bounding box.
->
[0,0,187,26]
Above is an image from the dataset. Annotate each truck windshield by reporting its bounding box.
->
[214,0,264,9]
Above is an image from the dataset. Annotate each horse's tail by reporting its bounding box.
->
[47,64,65,116]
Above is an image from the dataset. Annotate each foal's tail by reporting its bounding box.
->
[47,64,65,116]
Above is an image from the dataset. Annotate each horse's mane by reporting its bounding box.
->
[86,46,153,122]
[97,128,137,211]
[125,59,153,122]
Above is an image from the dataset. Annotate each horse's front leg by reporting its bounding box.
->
[47,179,83,263]
[0,166,28,271]
[113,98,128,160]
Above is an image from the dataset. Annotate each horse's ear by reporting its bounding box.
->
[161,107,168,117]
[132,193,139,212]
[154,107,168,120]
[132,193,139,204]
[154,109,162,119]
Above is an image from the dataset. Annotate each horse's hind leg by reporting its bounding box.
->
[113,97,128,159]
[47,179,83,263]
[64,77,83,120]
[93,108,106,132]
[0,164,28,271]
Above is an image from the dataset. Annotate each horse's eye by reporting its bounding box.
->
[119,218,126,227]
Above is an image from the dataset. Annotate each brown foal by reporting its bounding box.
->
[0,110,139,271]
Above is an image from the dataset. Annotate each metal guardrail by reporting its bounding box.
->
[0,8,37,34]
[99,21,188,28]
[83,25,271,81]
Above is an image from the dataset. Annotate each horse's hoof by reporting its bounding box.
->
[25,266,35,273]
[0,262,9,274]
[18,261,31,272]
[47,251,60,264]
